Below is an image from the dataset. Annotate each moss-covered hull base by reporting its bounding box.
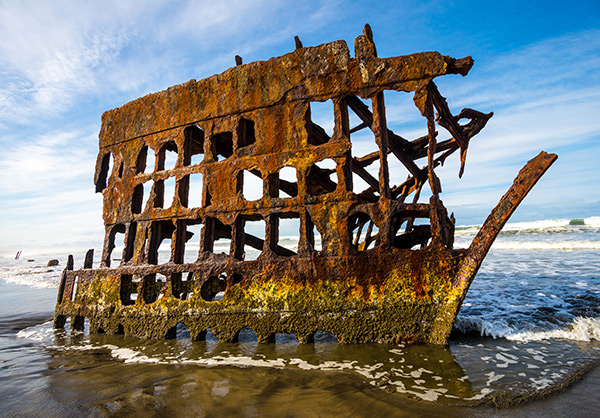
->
[54,246,468,345]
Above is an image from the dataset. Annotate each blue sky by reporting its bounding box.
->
[0,0,598,254]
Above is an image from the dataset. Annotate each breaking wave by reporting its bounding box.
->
[455,216,600,236]
[453,239,600,250]
[453,216,600,250]
[0,264,62,289]
[507,317,600,342]
[454,316,600,342]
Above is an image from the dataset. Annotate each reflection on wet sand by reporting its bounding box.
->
[44,324,482,416]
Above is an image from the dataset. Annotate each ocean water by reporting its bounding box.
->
[1,217,599,417]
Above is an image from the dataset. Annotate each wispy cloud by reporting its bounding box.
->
[0,126,104,251]
[438,29,600,109]
[0,129,97,196]
[0,0,345,126]
[0,1,132,123]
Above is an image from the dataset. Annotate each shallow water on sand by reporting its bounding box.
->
[3,301,600,417]
[2,217,600,416]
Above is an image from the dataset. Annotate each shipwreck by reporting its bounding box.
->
[54,26,556,344]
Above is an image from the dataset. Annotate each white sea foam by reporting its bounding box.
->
[454,239,600,250]
[14,322,475,402]
[485,371,505,386]
[16,321,55,341]
[0,264,62,288]
[497,218,593,232]
[585,216,600,227]
[451,216,600,250]
[109,346,162,364]
[453,317,518,339]
[456,316,600,343]
[0,250,97,289]
[507,317,600,342]
[456,216,600,235]
[492,240,600,250]
[15,319,596,405]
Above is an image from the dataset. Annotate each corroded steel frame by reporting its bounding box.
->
[54,26,556,344]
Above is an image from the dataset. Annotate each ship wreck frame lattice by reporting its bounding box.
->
[54,25,556,344]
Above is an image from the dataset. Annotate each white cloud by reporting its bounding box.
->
[438,29,600,109]
[0,0,348,253]
[0,129,97,196]
[0,0,345,125]
[0,1,132,121]
[0,126,104,252]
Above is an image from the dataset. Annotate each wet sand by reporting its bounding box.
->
[477,364,600,417]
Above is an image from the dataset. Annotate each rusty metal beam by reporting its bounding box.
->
[454,151,558,291]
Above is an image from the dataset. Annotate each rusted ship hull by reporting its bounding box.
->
[55,247,465,344]
[54,26,556,344]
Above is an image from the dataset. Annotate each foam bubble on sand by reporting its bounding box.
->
[108,346,162,363]
[18,321,579,405]
[104,345,289,368]
[529,377,554,390]
[495,353,518,368]
[403,386,448,402]
[485,371,505,386]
